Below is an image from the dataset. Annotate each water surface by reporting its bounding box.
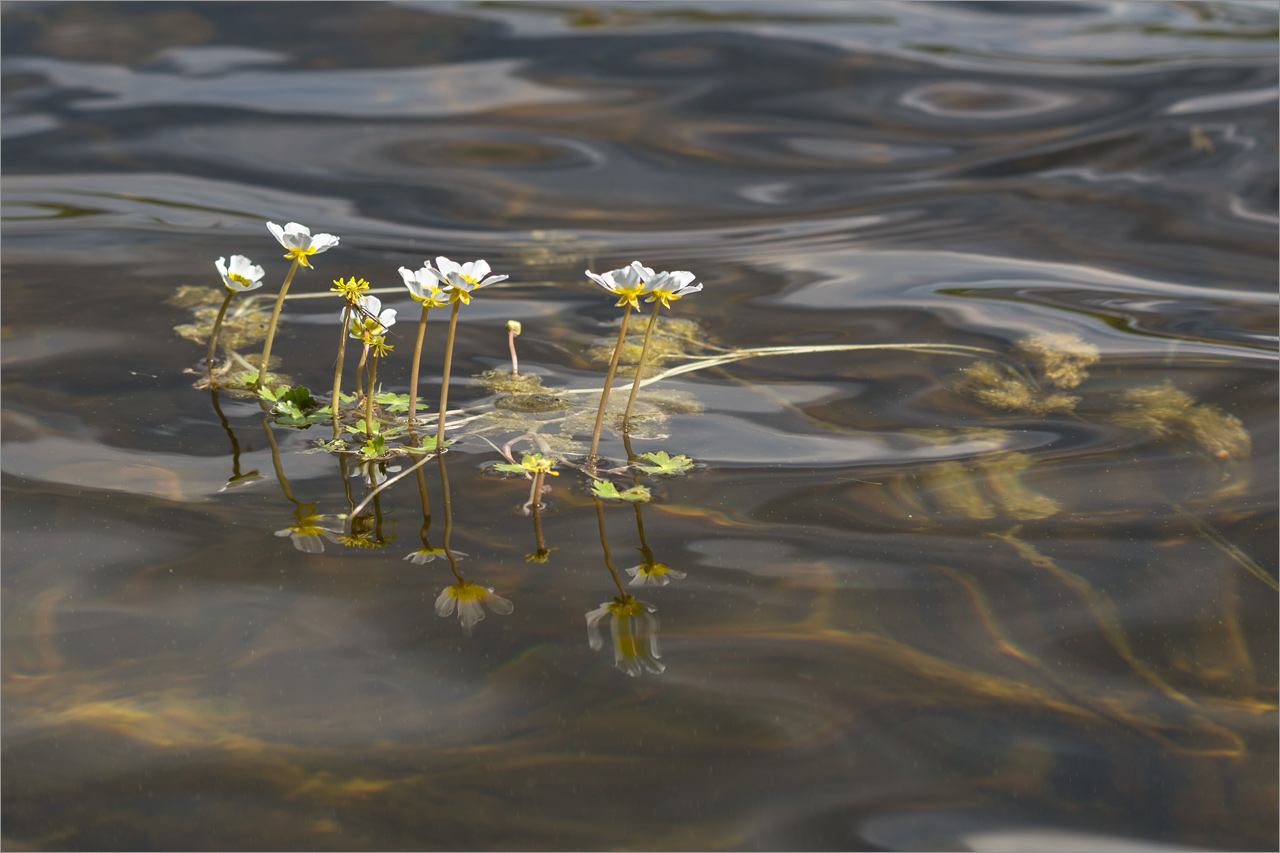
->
[2,2,1277,850]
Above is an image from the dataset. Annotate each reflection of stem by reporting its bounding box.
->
[349,453,431,519]
[632,500,656,566]
[525,468,546,513]
[437,452,464,583]
[437,302,462,449]
[332,304,352,440]
[594,497,627,597]
[622,303,661,433]
[415,461,433,549]
[262,417,299,507]
[531,500,546,555]
[205,290,235,376]
[210,388,242,476]
[253,257,301,389]
[338,453,356,513]
[372,491,385,542]
[408,303,431,425]
[588,304,633,466]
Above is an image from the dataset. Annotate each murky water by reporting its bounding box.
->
[3,2,1276,850]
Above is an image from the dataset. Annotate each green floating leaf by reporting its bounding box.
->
[591,479,651,502]
[492,462,528,474]
[633,451,694,475]
[374,391,412,413]
[404,435,450,455]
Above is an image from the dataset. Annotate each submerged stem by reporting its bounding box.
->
[205,290,235,377]
[588,304,633,466]
[253,257,301,389]
[437,302,462,449]
[622,303,662,433]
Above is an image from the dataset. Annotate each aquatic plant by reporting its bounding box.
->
[423,257,509,448]
[585,596,664,676]
[207,255,264,375]
[255,221,339,388]
[398,264,451,426]
[436,582,514,637]
[329,276,370,437]
[621,267,702,433]
[584,262,650,464]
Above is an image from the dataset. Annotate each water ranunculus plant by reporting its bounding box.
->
[206,255,265,375]
[585,262,652,465]
[620,266,701,433]
[254,221,339,389]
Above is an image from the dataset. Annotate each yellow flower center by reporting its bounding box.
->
[451,582,487,601]
[284,246,317,267]
[227,273,252,289]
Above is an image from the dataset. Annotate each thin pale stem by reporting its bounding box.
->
[205,290,235,377]
[622,303,662,433]
[354,345,369,402]
[594,497,628,597]
[436,302,462,449]
[253,257,301,388]
[408,303,431,426]
[364,353,379,436]
[509,330,519,376]
[332,304,352,440]
[587,304,633,465]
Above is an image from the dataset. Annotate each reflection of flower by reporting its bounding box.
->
[405,547,467,565]
[215,255,265,293]
[525,548,557,563]
[641,269,701,308]
[586,262,650,310]
[273,505,342,553]
[266,221,339,268]
[436,581,513,636]
[423,257,508,305]
[585,595,664,676]
[398,265,451,307]
[625,561,686,587]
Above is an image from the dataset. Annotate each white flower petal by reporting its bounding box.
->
[309,233,339,253]
[457,598,485,635]
[266,221,286,245]
[435,588,457,617]
[435,256,462,278]
[292,533,325,554]
[486,593,514,615]
[584,603,610,650]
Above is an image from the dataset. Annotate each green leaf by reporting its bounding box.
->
[591,480,651,502]
[633,451,694,475]
[374,391,412,413]
[492,462,528,473]
[258,386,279,402]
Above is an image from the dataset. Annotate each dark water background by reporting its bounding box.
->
[2,2,1277,850]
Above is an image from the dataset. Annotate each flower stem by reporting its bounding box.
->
[354,345,369,404]
[621,302,661,434]
[508,329,520,376]
[587,304,633,466]
[253,257,301,389]
[436,301,462,449]
[408,303,431,426]
[332,304,352,441]
[364,352,379,436]
[594,496,627,597]
[205,290,235,378]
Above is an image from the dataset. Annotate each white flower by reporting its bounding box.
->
[585,595,664,676]
[642,269,702,308]
[266,221,339,268]
[398,265,451,307]
[585,261,651,310]
[625,561,687,587]
[435,581,513,636]
[347,294,397,339]
[215,255,265,293]
[423,257,508,305]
